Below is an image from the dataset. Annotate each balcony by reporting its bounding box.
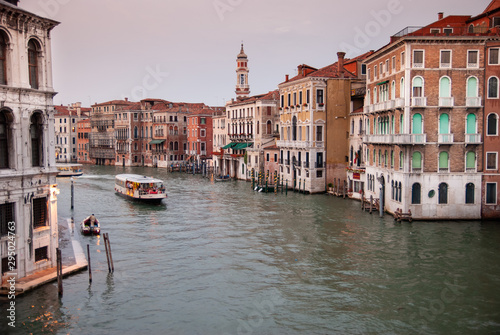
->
[439,97,454,108]
[411,97,427,107]
[364,105,373,113]
[363,134,425,145]
[466,97,482,108]
[466,167,477,173]
[465,133,481,144]
[438,133,454,144]
[315,162,325,169]
[395,98,405,109]
[411,167,422,173]
[438,167,449,173]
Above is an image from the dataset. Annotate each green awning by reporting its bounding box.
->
[222,142,237,149]
[149,139,165,145]
[376,80,389,86]
[233,142,253,150]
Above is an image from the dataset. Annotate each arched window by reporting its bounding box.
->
[488,77,499,99]
[439,77,451,98]
[366,89,370,105]
[174,142,179,151]
[468,24,474,33]
[439,113,450,134]
[412,183,421,204]
[30,112,43,167]
[169,142,174,151]
[400,78,405,98]
[465,183,475,204]
[0,110,10,168]
[399,151,404,170]
[466,113,477,134]
[266,121,272,134]
[487,113,498,135]
[391,181,395,200]
[28,39,40,89]
[412,151,422,172]
[467,77,478,98]
[412,76,423,97]
[412,113,422,134]
[391,81,396,100]
[384,150,388,167]
[373,87,377,104]
[0,31,8,85]
[398,182,402,202]
[439,183,448,204]
[400,113,404,134]
[439,151,449,172]
[466,151,476,172]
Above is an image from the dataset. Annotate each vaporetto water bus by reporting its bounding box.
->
[115,174,167,204]
[56,163,83,177]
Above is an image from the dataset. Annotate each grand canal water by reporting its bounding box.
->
[2,165,500,334]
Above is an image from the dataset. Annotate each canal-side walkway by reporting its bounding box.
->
[0,218,87,297]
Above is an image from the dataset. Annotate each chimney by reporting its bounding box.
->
[285,74,289,82]
[337,52,346,78]
[438,12,444,20]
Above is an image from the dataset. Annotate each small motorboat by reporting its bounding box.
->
[81,214,101,235]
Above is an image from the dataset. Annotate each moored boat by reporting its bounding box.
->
[81,214,101,235]
[56,163,83,177]
[215,175,232,182]
[115,174,167,204]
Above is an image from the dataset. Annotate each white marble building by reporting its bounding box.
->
[0,0,60,282]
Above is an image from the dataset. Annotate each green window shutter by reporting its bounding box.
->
[466,114,476,134]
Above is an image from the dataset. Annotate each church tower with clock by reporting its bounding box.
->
[235,43,250,99]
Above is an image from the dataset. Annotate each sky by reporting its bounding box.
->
[20,0,485,107]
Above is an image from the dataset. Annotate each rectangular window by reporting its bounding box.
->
[361,64,367,75]
[413,50,424,68]
[33,197,47,229]
[0,202,14,237]
[379,63,383,75]
[489,48,499,65]
[440,50,451,68]
[401,51,405,67]
[306,90,310,104]
[200,129,206,137]
[316,126,323,142]
[468,50,479,68]
[287,94,291,106]
[367,68,371,81]
[443,28,453,35]
[35,246,48,262]
[392,57,396,71]
[486,152,498,170]
[266,153,269,162]
[430,28,440,34]
[293,92,297,105]
[280,95,284,108]
[486,183,497,204]
[299,91,303,105]
[385,60,389,73]
[316,89,324,105]
[374,65,377,78]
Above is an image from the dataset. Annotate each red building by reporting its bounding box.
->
[187,109,215,165]
[77,118,92,164]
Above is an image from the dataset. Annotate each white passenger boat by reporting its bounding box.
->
[115,174,167,204]
[56,163,83,177]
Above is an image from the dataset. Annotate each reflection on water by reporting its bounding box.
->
[1,165,500,335]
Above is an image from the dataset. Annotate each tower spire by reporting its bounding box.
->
[235,43,250,99]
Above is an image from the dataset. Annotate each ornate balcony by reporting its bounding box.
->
[439,97,454,108]
[465,133,481,144]
[363,134,426,145]
[466,97,482,108]
[438,133,454,144]
[411,97,427,107]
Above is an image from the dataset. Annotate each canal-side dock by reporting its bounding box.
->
[0,218,88,297]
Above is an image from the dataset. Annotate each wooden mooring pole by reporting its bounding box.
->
[87,244,92,283]
[103,233,114,273]
[71,178,74,210]
[56,248,63,297]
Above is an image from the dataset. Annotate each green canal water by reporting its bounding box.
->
[1,165,500,334]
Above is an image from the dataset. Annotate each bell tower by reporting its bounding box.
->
[235,43,250,99]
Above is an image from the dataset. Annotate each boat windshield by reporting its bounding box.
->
[125,180,165,195]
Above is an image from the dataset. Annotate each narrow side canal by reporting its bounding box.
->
[2,165,500,335]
